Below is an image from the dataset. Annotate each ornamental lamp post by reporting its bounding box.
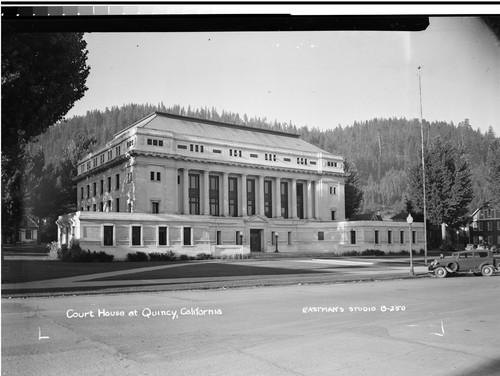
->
[406,213,415,276]
[239,233,243,245]
[275,232,279,253]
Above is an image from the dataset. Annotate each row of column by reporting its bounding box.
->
[180,169,319,219]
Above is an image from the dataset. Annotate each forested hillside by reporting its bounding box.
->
[29,103,498,216]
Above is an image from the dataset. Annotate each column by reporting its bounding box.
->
[315,180,321,220]
[258,175,265,216]
[291,179,297,219]
[222,172,229,217]
[307,180,313,219]
[275,176,281,218]
[203,170,210,215]
[241,174,247,217]
[183,168,189,215]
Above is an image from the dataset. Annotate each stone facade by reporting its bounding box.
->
[56,112,424,259]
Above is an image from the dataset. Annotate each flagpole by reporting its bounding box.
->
[418,67,428,264]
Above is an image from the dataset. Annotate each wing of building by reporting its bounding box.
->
[56,111,424,260]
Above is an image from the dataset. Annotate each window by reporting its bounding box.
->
[189,174,200,215]
[148,139,152,145]
[350,230,356,244]
[479,222,484,231]
[115,174,120,190]
[247,179,255,216]
[127,172,132,183]
[388,230,392,244]
[497,221,500,231]
[209,176,220,216]
[330,186,337,195]
[100,202,104,212]
[116,198,120,212]
[131,226,142,246]
[153,139,158,146]
[250,153,258,158]
[87,185,90,199]
[116,146,121,156]
[213,149,222,154]
[281,181,288,218]
[297,183,304,219]
[107,200,112,212]
[183,227,192,245]
[374,230,379,244]
[487,221,493,231]
[400,230,405,244]
[108,177,112,192]
[80,187,84,200]
[25,229,32,240]
[330,210,336,221]
[100,179,104,194]
[272,231,276,245]
[412,231,417,244]
[93,204,97,211]
[151,171,161,181]
[103,226,114,246]
[108,150,113,160]
[177,144,187,149]
[236,231,242,245]
[157,172,161,181]
[288,231,292,245]
[93,182,97,196]
[152,201,160,214]
[318,231,325,241]
[158,226,168,246]
[150,171,155,181]
[128,202,132,213]
[216,231,222,245]
[264,180,273,218]
[229,177,238,217]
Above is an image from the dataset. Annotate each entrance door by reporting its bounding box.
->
[250,229,262,252]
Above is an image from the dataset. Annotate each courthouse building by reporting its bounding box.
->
[57,112,424,260]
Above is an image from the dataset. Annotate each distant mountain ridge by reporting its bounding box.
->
[29,103,498,216]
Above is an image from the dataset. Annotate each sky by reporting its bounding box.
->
[66,16,500,136]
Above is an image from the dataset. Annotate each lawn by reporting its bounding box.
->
[1,260,168,284]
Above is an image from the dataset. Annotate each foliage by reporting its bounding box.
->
[22,103,499,229]
[196,253,214,260]
[57,242,114,262]
[149,251,177,261]
[405,137,473,229]
[344,158,364,219]
[485,138,500,208]
[1,30,90,242]
[126,252,149,262]
[361,249,386,256]
[46,241,60,261]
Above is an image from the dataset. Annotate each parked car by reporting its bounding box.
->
[428,250,500,278]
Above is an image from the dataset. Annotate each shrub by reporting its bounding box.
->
[180,254,196,261]
[361,249,385,256]
[46,241,60,260]
[149,251,177,261]
[341,250,360,256]
[127,251,149,262]
[196,253,213,260]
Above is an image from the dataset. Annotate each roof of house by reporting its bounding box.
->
[117,112,330,155]
[20,216,38,229]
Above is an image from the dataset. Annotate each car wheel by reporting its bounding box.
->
[481,265,494,277]
[435,267,448,278]
[448,262,459,272]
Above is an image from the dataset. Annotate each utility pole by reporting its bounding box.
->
[418,67,428,264]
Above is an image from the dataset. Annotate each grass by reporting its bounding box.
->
[1,260,168,284]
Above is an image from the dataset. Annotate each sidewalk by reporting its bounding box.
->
[1,258,431,297]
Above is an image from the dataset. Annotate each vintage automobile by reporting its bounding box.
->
[428,249,500,278]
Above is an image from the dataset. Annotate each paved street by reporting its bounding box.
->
[2,275,499,376]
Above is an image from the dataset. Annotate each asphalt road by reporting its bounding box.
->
[2,275,499,376]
